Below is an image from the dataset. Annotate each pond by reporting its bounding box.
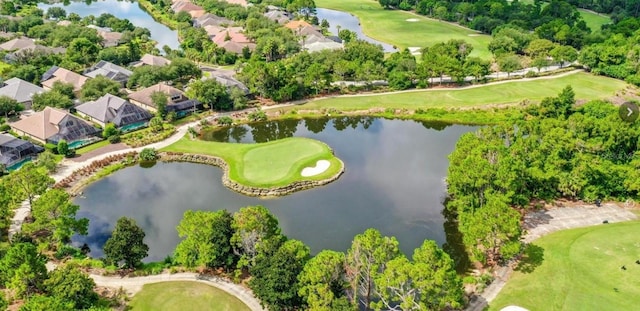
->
[38,0,181,50]
[74,117,475,270]
[316,8,397,53]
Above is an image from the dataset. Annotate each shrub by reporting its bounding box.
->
[57,140,69,156]
[108,134,121,144]
[525,70,538,78]
[0,124,10,132]
[248,110,267,122]
[102,123,119,138]
[139,148,158,161]
[385,108,396,115]
[415,108,427,114]
[54,245,86,260]
[45,143,59,154]
[217,116,233,126]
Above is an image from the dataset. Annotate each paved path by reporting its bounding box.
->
[90,273,266,311]
[465,203,637,311]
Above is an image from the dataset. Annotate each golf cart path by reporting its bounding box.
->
[466,203,637,311]
[90,272,266,311]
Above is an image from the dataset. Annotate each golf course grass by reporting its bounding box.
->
[128,281,250,311]
[490,221,640,311]
[294,72,631,111]
[579,9,611,32]
[162,136,343,188]
[316,0,492,59]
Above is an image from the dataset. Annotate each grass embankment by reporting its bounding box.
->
[293,72,630,111]
[128,281,250,311]
[137,0,181,30]
[162,137,343,188]
[490,221,640,311]
[316,0,492,59]
[75,140,110,155]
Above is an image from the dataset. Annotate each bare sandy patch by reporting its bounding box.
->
[301,160,330,177]
[406,18,419,22]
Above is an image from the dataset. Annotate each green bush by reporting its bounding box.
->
[248,110,267,122]
[45,143,59,154]
[0,124,10,132]
[54,245,86,260]
[217,116,233,126]
[139,148,158,161]
[525,70,538,78]
[57,140,69,156]
[108,134,121,144]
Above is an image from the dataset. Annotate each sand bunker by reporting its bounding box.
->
[301,160,331,177]
[406,18,419,22]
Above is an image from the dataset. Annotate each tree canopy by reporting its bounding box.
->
[103,217,149,268]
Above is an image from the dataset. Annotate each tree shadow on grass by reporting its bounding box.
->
[515,243,545,274]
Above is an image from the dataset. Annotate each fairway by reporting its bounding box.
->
[490,221,640,311]
[128,281,250,311]
[297,72,631,110]
[579,9,611,32]
[162,137,343,188]
[316,0,492,59]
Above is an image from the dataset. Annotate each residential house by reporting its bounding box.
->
[0,133,43,168]
[0,77,45,110]
[264,10,291,24]
[128,82,202,116]
[0,37,35,51]
[56,20,72,26]
[41,66,89,93]
[83,60,133,86]
[75,93,153,130]
[224,0,248,7]
[4,45,66,63]
[284,20,312,31]
[193,13,232,28]
[171,0,206,18]
[10,107,99,144]
[131,54,172,68]
[203,25,225,38]
[208,74,250,95]
[211,28,255,54]
[87,25,122,47]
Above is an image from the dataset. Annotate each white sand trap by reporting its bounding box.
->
[301,160,331,177]
[406,18,419,22]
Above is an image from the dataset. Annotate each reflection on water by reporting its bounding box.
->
[316,8,397,53]
[76,118,474,271]
[38,0,181,50]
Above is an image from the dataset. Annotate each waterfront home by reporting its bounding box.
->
[0,77,44,110]
[128,82,202,116]
[41,66,89,93]
[0,133,43,169]
[75,93,153,130]
[83,60,133,86]
[171,0,206,18]
[264,10,291,24]
[193,13,232,28]
[10,107,99,144]
[131,54,172,67]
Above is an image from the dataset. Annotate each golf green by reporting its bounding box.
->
[490,221,640,311]
[128,281,250,311]
[162,136,343,188]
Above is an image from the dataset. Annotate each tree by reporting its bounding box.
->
[66,37,100,65]
[80,76,121,101]
[345,229,400,310]
[463,57,491,82]
[0,243,48,298]
[186,79,231,111]
[497,54,522,78]
[44,265,98,309]
[150,91,168,119]
[6,162,53,204]
[102,123,119,139]
[298,250,351,311]
[459,193,522,264]
[525,39,556,58]
[36,151,57,173]
[175,210,237,270]
[31,90,73,111]
[230,87,248,110]
[23,189,89,246]
[46,7,66,19]
[0,95,21,118]
[231,205,283,269]
[249,239,310,311]
[372,240,464,311]
[532,57,550,72]
[103,217,149,268]
[56,140,69,157]
[50,81,75,100]
[550,45,578,67]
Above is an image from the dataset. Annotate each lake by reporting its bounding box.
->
[75,117,474,269]
[38,0,180,50]
[316,8,397,53]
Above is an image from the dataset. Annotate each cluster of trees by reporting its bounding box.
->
[579,31,640,85]
[171,206,464,310]
[126,57,201,89]
[446,87,640,264]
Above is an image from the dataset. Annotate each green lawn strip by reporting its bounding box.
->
[316,0,492,59]
[128,281,250,311]
[579,9,611,32]
[490,221,640,311]
[75,140,109,155]
[296,72,630,111]
[162,137,343,188]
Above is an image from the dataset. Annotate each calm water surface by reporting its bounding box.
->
[316,8,397,53]
[75,118,474,267]
[38,0,180,50]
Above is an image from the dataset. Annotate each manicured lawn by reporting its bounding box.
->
[490,221,640,311]
[128,281,250,311]
[162,137,343,188]
[579,9,611,32]
[295,72,631,111]
[316,0,492,59]
[75,140,109,155]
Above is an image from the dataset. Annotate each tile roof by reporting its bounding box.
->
[10,107,72,141]
[41,66,89,91]
[83,60,133,82]
[128,83,185,107]
[284,20,312,30]
[135,54,172,67]
[0,78,44,103]
[0,37,36,51]
[75,93,127,123]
